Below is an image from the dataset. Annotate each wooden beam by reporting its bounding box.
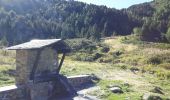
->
[57,53,66,73]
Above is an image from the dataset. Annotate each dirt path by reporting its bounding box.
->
[63,59,170,99]
[103,69,151,86]
[63,59,154,93]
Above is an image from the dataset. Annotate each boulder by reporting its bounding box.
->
[130,67,140,74]
[110,86,123,94]
[142,94,162,100]
[150,87,164,95]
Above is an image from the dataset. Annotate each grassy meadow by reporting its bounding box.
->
[0,49,15,87]
[0,35,170,99]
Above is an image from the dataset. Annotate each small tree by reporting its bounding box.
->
[166,27,170,42]
[133,27,142,36]
[0,36,9,46]
[133,27,142,39]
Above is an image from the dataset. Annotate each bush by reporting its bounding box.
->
[155,69,167,80]
[142,65,155,73]
[100,46,110,53]
[166,27,170,42]
[0,36,9,46]
[115,64,128,70]
[72,52,102,62]
[159,63,170,70]
[72,53,92,62]
[98,58,112,63]
[82,44,97,53]
[114,51,123,56]
[133,27,142,36]
[93,53,103,60]
[166,72,170,79]
[147,56,162,65]
[0,50,9,56]
[65,38,96,52]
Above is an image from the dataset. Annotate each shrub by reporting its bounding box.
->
[0,50,9,56]
[159,63,170,70]
[114,51,123,56]
[133,27,142,37]
[155,69,167,80]
[115,64,128,70]
[65,38,97,52]
[166,72,170,79]
[93,53,103,60]
[98,58,112,63]
[147,56,162,65]
[72,52,102,62]
[166,27,170,42]
[110,50,123,57]
[142,65,154,73]
[0,36,9,46]
[100,46,110,53]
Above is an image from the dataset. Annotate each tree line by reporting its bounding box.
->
[0,0,140,45]
[0,0,170,46]
[128,0,170,42]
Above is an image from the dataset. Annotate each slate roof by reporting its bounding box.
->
[6,39,71,53]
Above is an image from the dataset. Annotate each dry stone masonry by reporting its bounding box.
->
[0,39,93,100]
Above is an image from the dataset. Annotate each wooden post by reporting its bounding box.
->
[57,53,66,73]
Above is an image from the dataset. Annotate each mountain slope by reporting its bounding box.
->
[0,0,170,45]
[127,0,170,42]
[0,0,139,45]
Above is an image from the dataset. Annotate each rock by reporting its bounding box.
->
[90,74,100,82]
[149,71,155,74]
[130,67,140,74]
[142,94,162,100]
[150,87,164,95]
[110,87,123,94]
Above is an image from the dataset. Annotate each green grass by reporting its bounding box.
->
[61,58,170,99]
[0,65,15,87]
[0,36,170,99]
[0,50,15,86]
[96,80,141,100]
[62,36,170,99]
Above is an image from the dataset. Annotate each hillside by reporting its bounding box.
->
[0,0,139,45]
[0,36,170,99]
[0,0,170,45]
[0,0,170,100]
[127,0,170,42]
[0,0,170,99]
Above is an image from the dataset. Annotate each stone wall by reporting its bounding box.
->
[16,50,29,85]
[0,75,92,100]
[68,75,92,87]
[16,47,58,85]
[0,85,26,100]
[35,47,58,74]
[29,82,53,100]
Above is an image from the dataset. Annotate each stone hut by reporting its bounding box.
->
[7,39,70,84]
[5,39,77,100]
[0,39,93,100]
